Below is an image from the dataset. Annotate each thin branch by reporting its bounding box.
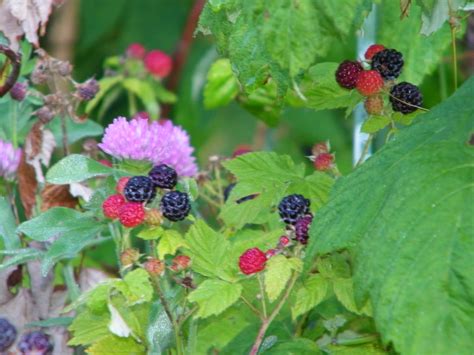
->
[240,296,264,320]
[257,274,267,319]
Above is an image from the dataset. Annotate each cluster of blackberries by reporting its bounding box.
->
[278,194,313,244]
[0,318,52,354]
[103,164,191,227]
[335,44,423,115]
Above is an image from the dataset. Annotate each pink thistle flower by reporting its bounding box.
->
[98,116,198,177]
[0,139,21,179]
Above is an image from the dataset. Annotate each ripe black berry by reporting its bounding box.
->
[0,318,17,352]
[278,194,310,225]
[294,215,313,245]
[124,176,156,203]
[160,191,191,222]
[389,82,423,114]
[371,49,404,80]
[17,331,53,355]
[149,164,178,189]
[335,60,363,89]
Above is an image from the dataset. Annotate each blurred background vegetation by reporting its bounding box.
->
[41,0,473,175]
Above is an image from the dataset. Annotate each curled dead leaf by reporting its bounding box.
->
[17,151,38,218]
[41,184,78,211]
[24,121,56,183]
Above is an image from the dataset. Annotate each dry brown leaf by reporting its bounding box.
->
[25,121,56,183]
[400,0,412,19]
[41,183,78,211]
[17,151,38,218]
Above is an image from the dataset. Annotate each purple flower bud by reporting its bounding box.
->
[10,82,27,101]
[76,78,99,101]
[0,139,21,179]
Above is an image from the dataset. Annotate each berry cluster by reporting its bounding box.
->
[102,164,191,228]
[125,43,172,79]
[237,194,313,275]
[17,331,53,355]
[335,44,423,115]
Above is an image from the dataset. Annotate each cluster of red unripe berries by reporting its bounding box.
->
[335,44,423,115]
[126,43,172,79]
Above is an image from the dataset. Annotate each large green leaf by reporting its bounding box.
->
[188,279,243,318]
[0,196,20,249]
[46,154,113,184]
[305,78,474,354]
[264,255,302,302]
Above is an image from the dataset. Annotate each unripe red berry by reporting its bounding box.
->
[311,142,329,156]
[364,95,384,115]
[232,145,252,158]
[120,248,140,267]
[314,153,334,171]
[102,194,126,219]
[239,248,267,275]
[116,177,131,195]
[265,249,277,259]
[118,202,145,227]
[144,258,165,276]
[126,43,146,59]
[144,209,163,226]
[356,70,384,96]
[144,50,172,78]
[171,255,191,272]
[364,44,385,60]
[279,236,290,246]
[133,111,150,120]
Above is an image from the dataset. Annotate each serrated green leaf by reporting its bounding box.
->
[239,80,283,126]
[361,115,391,134]
[147,301,173,354]
[137,226,164,240]
[296,63,364,111]
[121,269,154,305]
[188,279,242,318]
[157,230,187,259]
[0,196,20,249]
[265,255,302,302]
[46,154,113,184]
[306,78,474,354]
[68,310,110,346]
[86,335,145,355]
[204,58,239,109]
[184,220,235,281]
[292,274,329,319]
[0,248,43,271]
[392,111,422,126]
[332,278,372,316]
[317,253,352,279]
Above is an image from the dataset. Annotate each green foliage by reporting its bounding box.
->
[0,248,43,271]
[86,335,145,355]
[265,338,321,354]
[47,119,103,147]
[416,0,469,35]
[361,115,391,134]
[204,58,239,109]
[188,279,243,318]
[221,152,334,228]
[291,274,329,320]
[0,196,20,249]
[306,78,474,354]
[46,154,113,184]
[157,230,188,259]
[264,255,301,302]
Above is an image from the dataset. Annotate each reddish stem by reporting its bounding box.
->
[162,0,205,118]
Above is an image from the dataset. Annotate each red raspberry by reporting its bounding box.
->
[279,236,290,246]
[116,177,131,195]
[314,153,334,171]
[119,202,145,227]
[265,249,277,259]
[311,142,329,156]
[232,145,252,158]
[126,43,146,59]
[335,60,363,89]
[364,44,385,60]
[356,70,384,96]
[133,111,150,120]
[99,159,113,168]
[364,95,384,115]
[102,194,126,219]
[239,248,267,275]
[144,50,172,78]
[171,255,191,272]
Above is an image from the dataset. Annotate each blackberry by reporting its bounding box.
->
[371,49,404,80]
[0,318,17,352]
[76,79,99,101]
[278,194,310,225]
[335,60,363,89]
[124,176,156,203]
[389,82,423,114]
[294,215,313,245]
[10,82,27,101]
[149,164,178,189]
[17,331,53,355]
[160,191,191,221]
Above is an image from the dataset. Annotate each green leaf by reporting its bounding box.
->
[417,0,467,35]
[86,76,123,114]
[361,115,391,134]
[47,119,103,147]
[27,317,74,328]
[265,338,322,354]
[325,343,386,355]
[188,279,242,318]
[332,278,372,316]
[306,78,474,354]
[121,269,154,305]
[157,230,188,259]
[137,226,164,241]
[239,80,283,126]
[291,274,329,319]
[378,0,455,85]
[392,111,422,126]
[68,310,110,346]
[184,220,235,281]
[122,78,159,119]
[147,301,173,354]
[153,83,177,104]
[0,248,43,271]
[295,63,363,111]
[0,196,20,249]
[204,58,240,109]
[86,335,145,355]
[265,255,302,302]
[46,154,113,184]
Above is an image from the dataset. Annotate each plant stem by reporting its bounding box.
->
[127,91,137,116]
[60,115,70,156]
[355,134,373,167]
[257,274,267,319]
[11,100,18,148]
[250,272,299,355]
[214,165,225,206]
[450,19,458,90]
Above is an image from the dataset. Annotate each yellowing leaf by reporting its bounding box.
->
[157,230,187,259]
[265,256,302,302]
